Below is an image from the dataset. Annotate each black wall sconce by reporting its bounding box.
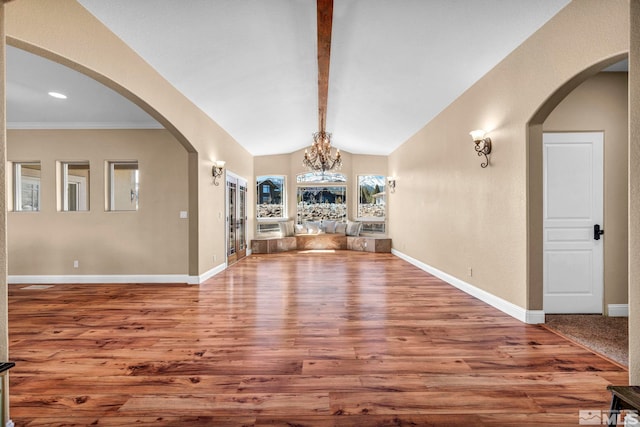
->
[212,160,225,186]
[387,176,396,193]
[469,129,492,168]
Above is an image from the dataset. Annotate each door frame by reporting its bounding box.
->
[525,54,627,322]
[225,170,248,266]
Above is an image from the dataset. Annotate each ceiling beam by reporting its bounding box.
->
[316,0,333,132]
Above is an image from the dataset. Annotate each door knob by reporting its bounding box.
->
[594,224,604,240]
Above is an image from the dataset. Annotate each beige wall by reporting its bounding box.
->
[629,0,639,384]
[254,150,387,226]
[388,0,629,312]
[0,3,8,364]
[543,72,629,310]
[7,129,189,276]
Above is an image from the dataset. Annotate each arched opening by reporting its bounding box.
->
[3,38,199,280]
[526,53,628,314]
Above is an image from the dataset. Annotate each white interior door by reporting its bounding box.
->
[543,132,603,314]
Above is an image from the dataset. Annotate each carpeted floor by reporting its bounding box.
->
[544,314,628,367]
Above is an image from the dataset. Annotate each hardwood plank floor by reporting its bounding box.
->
[8,251,628,426]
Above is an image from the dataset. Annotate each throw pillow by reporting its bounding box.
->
[335,222,347,235]
[279,220,295,237]
[305,221,321,234]
[346,220,362,236]
[323,220,337,234]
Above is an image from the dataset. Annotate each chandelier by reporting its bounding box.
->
[303,130,342,172]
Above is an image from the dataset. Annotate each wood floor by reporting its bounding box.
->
[8,251,628,426]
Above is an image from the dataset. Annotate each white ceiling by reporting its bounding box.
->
[6,46,161,130]
[7,0,573,156]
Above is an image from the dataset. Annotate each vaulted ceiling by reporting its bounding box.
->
[7,0,572,156]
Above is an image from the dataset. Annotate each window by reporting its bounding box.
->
[361,222,386,234]
[256,175,285,219]
[296,172,347,223]
[357,175,386,234]
[108,161,139,211]
[61,162,90,211]
[357,175,386,220]
[257,222,281,233]
[14,162,41,212]
[297,171,346,183]
[297,186,347,223]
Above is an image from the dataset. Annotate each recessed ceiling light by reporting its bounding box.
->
[48,91,67,99]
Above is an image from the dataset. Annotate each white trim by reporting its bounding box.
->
[607,304,629,317]
[9,264,229,286]
[193,263,228,284]
[225,169,246,182]
[392,249,545,324]
[7,121,163,130]
[9,274,192,285]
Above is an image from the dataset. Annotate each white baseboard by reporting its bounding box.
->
[391,249,545,324]
[9,262,230,286]
[608,304,629,317]
[193,262,227,284]
[8,274,193,285]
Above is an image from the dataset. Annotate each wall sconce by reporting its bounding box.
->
[387,177,396,193]
[469,129,492,168]
[212,160,225,186]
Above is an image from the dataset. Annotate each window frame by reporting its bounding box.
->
[356,174,386,221]
[13,162,41,212]
[256,175,286,221]
[107,161,140,212]
[60,161,90,212]
[296,172,349,224]
[356,174,387,235]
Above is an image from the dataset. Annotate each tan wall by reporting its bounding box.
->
[5,0,254,276]
[0,2,8,365]
[543,72,629,310]
[629,0,639,384]
[388,0,629,311]
[254,150,387,226]
[198,157,254,273]
[7,129,190,276]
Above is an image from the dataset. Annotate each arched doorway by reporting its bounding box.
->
[5,40,203,278]
[526,53,628,314]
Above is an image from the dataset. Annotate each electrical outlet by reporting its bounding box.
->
[213,255,217,262]
[73,260,79,269]
[468,267,473,277]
